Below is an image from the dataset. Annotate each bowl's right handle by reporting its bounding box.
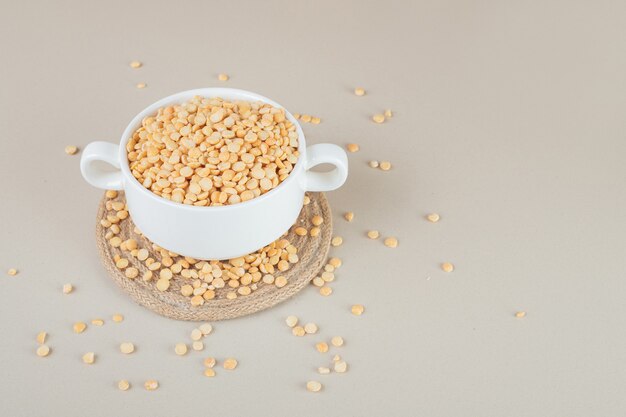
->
[302,144,348,192]
[80,141,124,190]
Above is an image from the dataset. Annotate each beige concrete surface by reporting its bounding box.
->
[1,0,626,416]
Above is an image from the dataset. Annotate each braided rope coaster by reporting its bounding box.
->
[95,192,332,321]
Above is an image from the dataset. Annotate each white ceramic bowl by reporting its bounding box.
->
[80,88,348,260]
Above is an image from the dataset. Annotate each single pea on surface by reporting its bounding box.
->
[304,323,318,334]
[62,283,73,294]
[223,358,238,370]
[120,342,135,354]
[441,262,455,273]
[318,367,331,375]
[347,143,360,153]
[372,114,385,124]
[144,380,159,391]
[204,368,216,377]
[306,381,322,392]
[36,331,47,344]
[331,236,343,247]
[354,87,366,96]
[384,237,398,248]
[384,109,393,118]
[334,360,348,373]
[112,314,124,323]
[64,145,78,155]
[285,315,298,328]
[351,304,365,315]
[204,357,216,368]
[73,322,87,333]
[292,326,306,337]
[129,60,142,68]
[379,161,392,171]
[426,213,440,223]
[82,352,95,364]
[174,343,188,356]
[319,286,333,296]
[7,268,18,276]
[135,82,146,89]
[118,380,130,391]
[316,342,329,353]
[368,160,379,168]
[36,345,50,357]
[367,230,380,239]
[331,336,344,347]
[344,212,354,222]
[515,311,527,318]
[218,73,229,81]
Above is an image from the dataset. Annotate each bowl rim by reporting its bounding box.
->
[118,87,306,212]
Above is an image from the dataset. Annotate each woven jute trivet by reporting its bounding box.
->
[95,192,332,321]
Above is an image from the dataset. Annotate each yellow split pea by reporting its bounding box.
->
[441,262,454,273]
[351,304,365,315]
[223,358,238,370]
[384,237,398,248]
[36,345,50,357]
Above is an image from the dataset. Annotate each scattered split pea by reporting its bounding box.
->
[218,73,229,81]
[384,237,398,248]
[204,368,216,377]
[304,323,318,334]
[334,360,348,373]
[354,87,366,96]
[136,82,146,89]
[82,352,95,364]
[174,343,188,356]
[515,311,527,318]
[367,230,380,239]
[73,322,87,333]
[344,212,354,222]
[292,326,306,337]
[62,283,73,294]
[372,114,385,124]
[223,358,238,370]
[319,286,333,296]
[369,160,379,168]
[306,381,322,392]
[118,380,130,391]
[331,336,344,347]
[36,332,47,344]
[351,304,365,315]
[331,236,343,247]
[64,145,78,155]
[112,314,124,323]
[312,215,324,226]
[347,143,360,153]
[379,161,392,171]
[204,357,216,368]
[119,342,135,354]
[144,380,159,391]
[318,367,330,375]
[7,268,17,276]
[285,316,298,328]
[441,262,454,273]
[91,319,104,326]
[426,213,440,223]
[36,345,50,357]
[316,342,329,353]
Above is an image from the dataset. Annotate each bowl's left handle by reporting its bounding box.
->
[80,141,124,190]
